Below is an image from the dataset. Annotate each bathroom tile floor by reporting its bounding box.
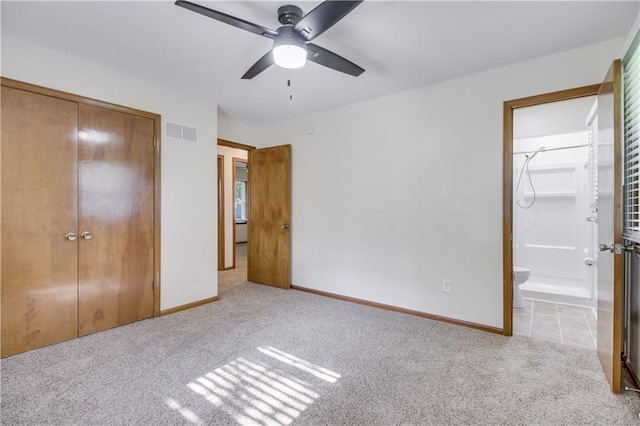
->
[513,299,597,350]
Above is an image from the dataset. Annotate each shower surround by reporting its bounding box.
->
[513,131,596,310]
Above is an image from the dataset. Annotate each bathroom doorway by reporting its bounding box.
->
[502,85,601,348]
[511,94,598,349]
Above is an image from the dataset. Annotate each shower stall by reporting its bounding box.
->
[513,96,598,310]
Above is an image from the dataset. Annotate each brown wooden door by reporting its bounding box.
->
[596,59,623,393]
[247,145,291,288]
[1,87,79,356]
[77,104,155,336]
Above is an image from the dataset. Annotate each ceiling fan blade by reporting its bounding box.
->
[241,50,275,80]
[175,0,278,39]
[293,1,363,42]
[306,43,364,77]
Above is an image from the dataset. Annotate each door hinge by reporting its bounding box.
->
[153,138,157,148]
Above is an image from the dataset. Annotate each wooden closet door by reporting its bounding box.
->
[1,86,79,357]
[77,104,155,336]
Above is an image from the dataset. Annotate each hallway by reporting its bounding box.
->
[218,243,247,294]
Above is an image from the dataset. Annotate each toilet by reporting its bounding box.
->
[513,266,530,309]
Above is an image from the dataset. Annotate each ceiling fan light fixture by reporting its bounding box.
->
[272,26,307,69]
[273,44,307,69]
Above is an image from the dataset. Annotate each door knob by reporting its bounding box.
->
[65,232,77,241]
[584,257,597,266]
[281,224,290,230]
[599,243,614,253]
[81,231,92,240]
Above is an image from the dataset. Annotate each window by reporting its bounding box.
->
[235,180,247,223]
[624,32,640,242]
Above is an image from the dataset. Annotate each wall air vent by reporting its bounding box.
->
[165,121,199,143]
[182,126,198,143]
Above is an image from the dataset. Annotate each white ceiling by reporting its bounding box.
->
[2,1,638,125]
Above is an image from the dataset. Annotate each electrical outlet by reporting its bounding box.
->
[442,279,452,293]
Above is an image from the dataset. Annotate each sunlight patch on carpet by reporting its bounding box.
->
[257,346,341,383]
[165,397,205,425]
[170,347,340,425]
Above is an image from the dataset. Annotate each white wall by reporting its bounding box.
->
[3,32,625,328]
[257,39,624,328]
[218,115,261,147]
[217,146,248,267]
[2,36,219,311]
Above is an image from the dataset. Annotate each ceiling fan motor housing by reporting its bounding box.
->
[274,26,306,50]
[277,5,303,25]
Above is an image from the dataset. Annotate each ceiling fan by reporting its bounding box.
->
[175,0,365,79]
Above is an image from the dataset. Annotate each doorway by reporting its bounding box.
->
[219,158,249,293]
[217,140,252,294]
[217,155,225,271]
[216,140,292,294]
[503,84,601,338]
[510,94,598,349]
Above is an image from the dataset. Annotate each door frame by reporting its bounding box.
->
[217,154,225,270]
[0,77,162,318]
[502,84,600,336]
[217,139,255,271]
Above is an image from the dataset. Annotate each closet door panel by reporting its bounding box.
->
[1,86,79,357]
[77,104,154,336]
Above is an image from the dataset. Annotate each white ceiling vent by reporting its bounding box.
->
[165,121,198,143]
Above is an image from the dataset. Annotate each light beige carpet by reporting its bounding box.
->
[219,242,247,294]
[2,281,640,425]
